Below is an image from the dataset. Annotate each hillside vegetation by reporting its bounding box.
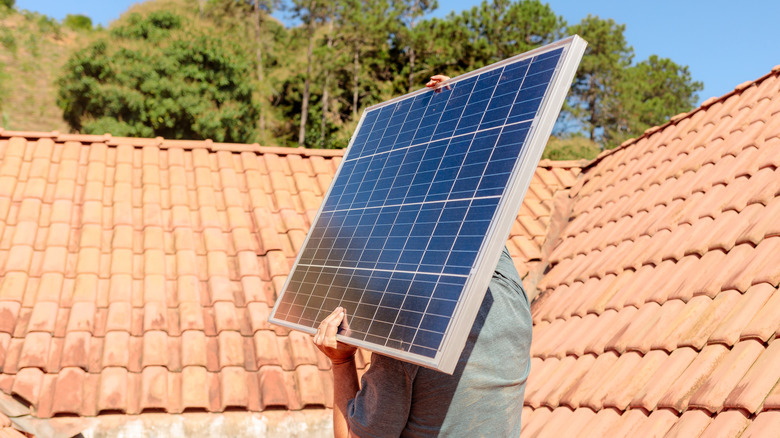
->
[0,6,94,131]
[0,0,703,160]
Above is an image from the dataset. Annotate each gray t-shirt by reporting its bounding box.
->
[347,246,533,437]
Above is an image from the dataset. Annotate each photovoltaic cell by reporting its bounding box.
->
[270,36,586,373]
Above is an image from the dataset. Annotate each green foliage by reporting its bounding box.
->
[202,0,286,143]
[266,0,702,155]
[34,12,60,35]
[111,11,182,39]
[0,28,16,53]
[0,0,13,10]
[63,14,93,31]
[564,15,701,147]
[566,15,632,143]
[543,135,601,161]
[389,0,437,92]
[0,60,8,117]
[452,0,563,69]
[57,11,259,142]
[42,0,703,159]
[0,6,88,131]
[619,55,702,135]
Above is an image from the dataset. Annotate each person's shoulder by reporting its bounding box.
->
[494,246,517,273]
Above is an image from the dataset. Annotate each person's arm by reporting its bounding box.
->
[313,307,359,438]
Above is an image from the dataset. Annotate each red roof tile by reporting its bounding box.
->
[0,130,581,435]
[6,67,778,436]
[523,66,780,436]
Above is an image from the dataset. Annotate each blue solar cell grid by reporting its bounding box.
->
[272,47,564,358]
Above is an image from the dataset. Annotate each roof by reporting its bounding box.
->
[0,130,581,435]
[521,66,780,436]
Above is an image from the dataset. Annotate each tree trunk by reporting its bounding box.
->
[352,46,360,120]
[588,75,597,142]
[298,25,315,147]
[253,1,266,140]
[408,46,416,92]
[407,11,417,92]
[320,18,334,147]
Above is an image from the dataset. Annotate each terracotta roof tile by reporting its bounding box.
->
[18,332,51,370]
[257,365,290,410]
[689,340,766,414]
[601,409,650,437]
[586,352,649,411]
[10,366,43,407]
[740,285,780,343]
[141,331,168,368]
[217,331,244,368]
[520,406,552,437]
[736,196,780,246]
[654,343,729,413]
[708,283,774,346]
[551,407,599,437]
[699,410,750,437]
[664,409,714,437]
[0,302,20,336]
[559,351,619,409]
[51,366,87,415]
[724,339,780,414]
[530,406,574,437]
[739,411,780,437]
[9,58,780,434]
[525,355,577,408]
[139,365,168,412]
[578,408,624,438]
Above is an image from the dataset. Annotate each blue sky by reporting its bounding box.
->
[15,0,780,105]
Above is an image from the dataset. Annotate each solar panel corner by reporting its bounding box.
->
[269,35,586,374]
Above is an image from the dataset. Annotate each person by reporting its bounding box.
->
[312,74,533,438]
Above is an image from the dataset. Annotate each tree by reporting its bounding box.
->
[397,16,462,86]
[620,55,702,137]
[566,15,633,143]
[336,0,393,119]
[318,3,337,147]
[0,0,13,10]
[392,0,438,92]
[250,0,279,141]
[57,11,259,142]
[203,0,282,143]
[63,14,92,31]
[566,16,701,146]
[292,0,329,146]
[448,0,564,70]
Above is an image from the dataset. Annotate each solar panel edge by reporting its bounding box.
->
[436,35,588,374]
[268,315,445,370]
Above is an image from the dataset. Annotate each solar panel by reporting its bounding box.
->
[269,36,586,373]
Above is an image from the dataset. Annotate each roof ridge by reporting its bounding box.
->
[0,128,345,157]
[538,158,590,168]
[581,64,780,171]
[0,129,595,165]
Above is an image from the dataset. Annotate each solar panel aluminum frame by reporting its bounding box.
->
[269,35,587,374]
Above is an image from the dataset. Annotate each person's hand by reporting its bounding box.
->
[426,74,451,90]
[313,307,358,365]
